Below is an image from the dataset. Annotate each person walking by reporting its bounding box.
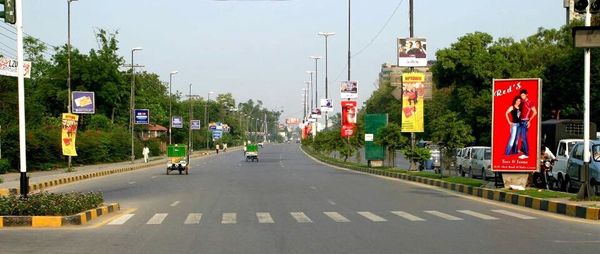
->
[215,144,220,154]
[142,145,150,163]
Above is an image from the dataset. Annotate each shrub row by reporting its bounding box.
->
[0,191,103,216]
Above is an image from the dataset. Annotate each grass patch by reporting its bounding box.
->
[512,189,575,199]
[0,191,103,216]
[443,177,486,187]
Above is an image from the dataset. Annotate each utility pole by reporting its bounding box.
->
[347,0,351,81]
[578,2,594,199]
[16,0,27,197]
[66,0,77,172]
[319,32,335,129]
[130,47,142,163]
[409,0,416,169]
[205,92,214,149]
[169,71,178,145]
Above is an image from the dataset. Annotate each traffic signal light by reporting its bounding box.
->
[575,0,600,14]
[0,0,15,24]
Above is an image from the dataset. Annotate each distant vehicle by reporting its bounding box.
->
[455,148,466,172]
[295,139,301,144]
[458,146,489,178]
[469,147,493,180]
[565,141,600,195]
[258,142,264,148]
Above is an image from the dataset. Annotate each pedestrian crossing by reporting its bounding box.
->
[106,209,536,227]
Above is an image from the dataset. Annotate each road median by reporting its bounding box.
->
[302,146,600,221]
[0,203,119,228]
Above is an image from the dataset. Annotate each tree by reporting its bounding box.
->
[375,123,408,167]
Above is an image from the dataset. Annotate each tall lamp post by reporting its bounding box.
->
[318,32,335,128]
[66,0,78,171]
[130,47,143,163]
[168,70,178,145]
[309,56,321,108]
[306,71,314,113]
[204,91,214,149]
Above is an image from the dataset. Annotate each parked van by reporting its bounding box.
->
[565,141,600,195]
[553,139,581,191]
[458,146,489,177]
[469,147,493,180]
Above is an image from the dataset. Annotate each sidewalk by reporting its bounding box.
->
[0,149,217,190]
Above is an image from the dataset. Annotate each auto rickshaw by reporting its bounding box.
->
[167,144,189,175]
[245,144,259,162]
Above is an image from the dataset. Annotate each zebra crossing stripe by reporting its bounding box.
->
[184,213,203,224]
[146,213,168,225]
[457,210,499,220]
[357,212,387,222]
[256,212,274,224]
[324,212,350,222]
[222,213,237,224]
[390,211,425,221]
[108,214,135,225]
[491,209,536,220]
[290,212,313,223]
[424,211,463,221]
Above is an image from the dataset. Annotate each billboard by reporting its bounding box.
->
[172,116,183,128]
[286,118,300,125]
[398,38,427,67]
[61,113,79,156]
[311,108,322,119]
[491,79,542,172]
[191,120,201,130]
[341,81,358,99]
[341,101,357,137]
[71,91,95,114]
[0,57,31,78]
[401,73,425,133]
[134,109,150,125]
[320,98,333,112]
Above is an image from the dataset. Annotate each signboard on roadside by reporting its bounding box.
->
[171,116,183,128]
[134,109,150,125]
[0,57,31,78]
[341,101,357,137]
[191,120,201,130]
[491,78,542,172]
[72,91,95,114]
[397,38,427,67]
[320,98,333,112]
[341,81,358,99]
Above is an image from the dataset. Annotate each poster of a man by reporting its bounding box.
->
[398,38,427,67]
[341,81,358,99]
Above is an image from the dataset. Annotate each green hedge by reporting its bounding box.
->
[0,192,103,216]
[0,159,9,174]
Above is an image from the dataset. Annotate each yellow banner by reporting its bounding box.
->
[61,113,79,156]
[401,73,425,133]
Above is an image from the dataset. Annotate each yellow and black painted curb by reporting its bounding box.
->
[0,203,120,228]
[0,148,232,196]
[305,149,600,221]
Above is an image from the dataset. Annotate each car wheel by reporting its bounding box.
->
[565,176,573,193]
[557,175,565,192]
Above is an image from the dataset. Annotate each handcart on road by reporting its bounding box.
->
[166,144,189,175]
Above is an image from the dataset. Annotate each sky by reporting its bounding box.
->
[14,0,568,122]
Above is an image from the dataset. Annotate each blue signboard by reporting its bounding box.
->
[212,130,223,139]
[134,109,150,124]
[72,91,95,114]
[191,120,201,130]
[172,116,183,128]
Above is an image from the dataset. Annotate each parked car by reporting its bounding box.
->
[553,139,581,191]
[469,147,493,180]
[565,140,600,195]
[457,146,489,177]
[455,148,465,172]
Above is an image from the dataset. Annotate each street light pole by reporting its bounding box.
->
[205,92,214,149]
[130,47,142,163]
[168,70,178,145]
[66,0,78,172]
[306,71,314,112]
[310,56,321,108]
[318,32,335,129]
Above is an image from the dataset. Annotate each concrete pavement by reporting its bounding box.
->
[1,144,599,254]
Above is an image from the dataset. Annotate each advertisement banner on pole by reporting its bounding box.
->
[286,118,300,125]
[401,73,425,133]
[491,79,541,172]
[341,101,357,137]
[340,81,358,99]
[320,98,333,112]
[191,120,201,130]
[71,91,95,114]
[134,109,150,125]
[172,116,183,128]
[0,57,31,78]
[311,108,322,119]
[397,38,427,67]
[61,113,79,156]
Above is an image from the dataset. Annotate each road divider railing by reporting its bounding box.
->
[0,203,119,228]
[0,147,240,196]
[302,146,600,221]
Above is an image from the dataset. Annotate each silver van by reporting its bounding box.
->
[458,146,489,177]
[469,147,493,180]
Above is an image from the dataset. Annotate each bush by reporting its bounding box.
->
[0,159,9,174]
[0,191,103,216]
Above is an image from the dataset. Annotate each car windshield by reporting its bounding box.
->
[593,145,600,162]
[484,149,491,160]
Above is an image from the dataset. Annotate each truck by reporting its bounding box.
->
[542,119,596,190]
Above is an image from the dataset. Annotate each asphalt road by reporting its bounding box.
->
[1,144,600,254]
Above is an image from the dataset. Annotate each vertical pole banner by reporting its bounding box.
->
[491,79,541,172]
[341,101,357,137]
[61,113,79,156]
[401,73,425,132]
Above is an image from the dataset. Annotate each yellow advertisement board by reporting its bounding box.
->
[401,73,425,133]
[61,113,79,156]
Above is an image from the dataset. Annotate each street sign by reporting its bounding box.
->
[171,116,183,128]
[191,120,201,130]
[0,57,31,78]
[71,91,95,114]
[134,109,150,125]
[573,26,600,48]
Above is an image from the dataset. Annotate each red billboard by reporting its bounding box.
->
[341,101,357,137]
[491,79,542,172]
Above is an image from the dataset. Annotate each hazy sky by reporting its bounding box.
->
[16,0,566,121]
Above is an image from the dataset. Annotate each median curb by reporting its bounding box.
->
[303,147,600,221]
[0,203,120,228]
[0,148,234,196]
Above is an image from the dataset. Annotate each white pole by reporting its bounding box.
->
[16,0,27,195]
[580,4,593,199]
